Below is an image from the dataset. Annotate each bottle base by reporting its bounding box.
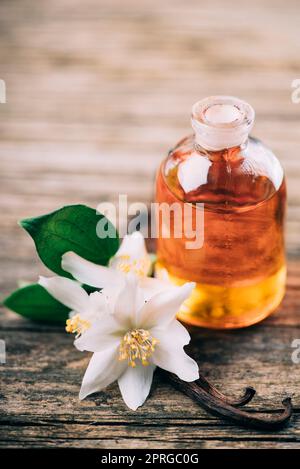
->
[155,263,286,329]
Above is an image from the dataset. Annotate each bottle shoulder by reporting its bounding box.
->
[161,135,285,210]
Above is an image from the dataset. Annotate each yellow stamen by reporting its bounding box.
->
[65,314,91,337]
[116,255,150,278]
[119,329,158,367]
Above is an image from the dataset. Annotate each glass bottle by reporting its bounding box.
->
[155,96,286,329]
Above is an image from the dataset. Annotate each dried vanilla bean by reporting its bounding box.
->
[161,369,292,430]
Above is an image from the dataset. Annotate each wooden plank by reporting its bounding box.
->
[1,325,300,413]
[0,325,300,448]
[1,420,300,449]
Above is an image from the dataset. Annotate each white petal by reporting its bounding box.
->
[62,252,125,290]
[39,276,89,313]
[87,291,111,318]
[114,231,148,261]
[118,364,156,410]
[110,231,151,277]
[99,284,127,314]
[74,315,123,352]
[79,346,125,400]
[151,319,191,347]
[139,276,172,300]
[114,274,146,328]
[154,266,172,283]
[139,282,195,329]
[152,329,199,382]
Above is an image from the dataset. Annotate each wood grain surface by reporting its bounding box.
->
[0,0,300,449]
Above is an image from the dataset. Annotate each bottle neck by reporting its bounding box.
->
[191,96,255,152]
[194,139,249,162]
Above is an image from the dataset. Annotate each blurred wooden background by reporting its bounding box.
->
[0,0,300,449]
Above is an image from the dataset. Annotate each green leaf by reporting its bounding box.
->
[20,204,119,277]
[3,284,70,323]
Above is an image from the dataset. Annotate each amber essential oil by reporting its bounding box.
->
[155,96,286,329]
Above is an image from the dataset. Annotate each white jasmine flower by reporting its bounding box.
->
[61,231,171,305]
[109,231,151,276]
[76,274,199,410]
[38,276,109,337]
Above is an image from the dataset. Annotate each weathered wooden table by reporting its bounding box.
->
[0,0,300,449]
